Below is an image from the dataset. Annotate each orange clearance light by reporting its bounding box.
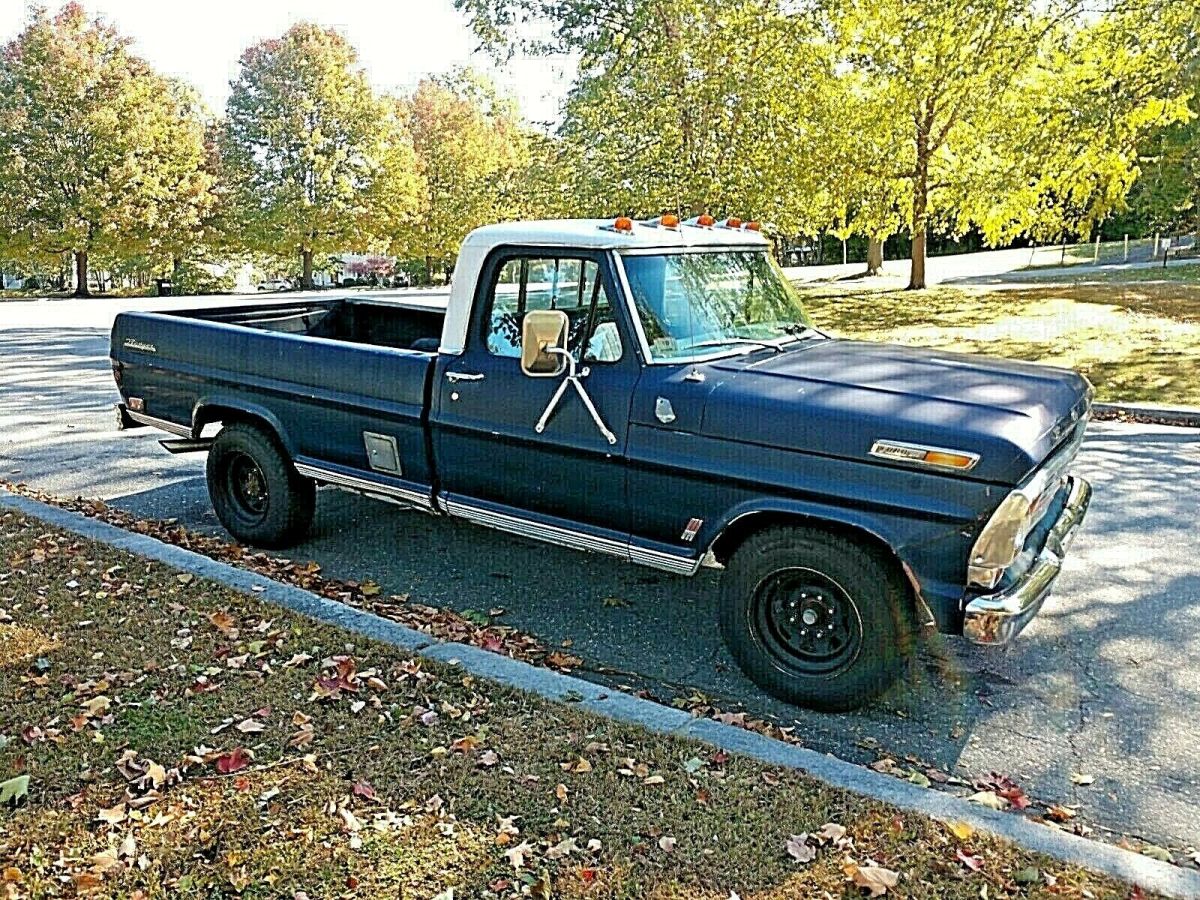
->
[725,217,743,229]
[661,214,680,228]
[613,216,634,233]
[745,220,762,231]
[923,450,977,470]
[697,214,715,227]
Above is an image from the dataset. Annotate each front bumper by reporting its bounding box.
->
[962,475,1092,646]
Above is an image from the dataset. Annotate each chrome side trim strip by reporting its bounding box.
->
[629,545,702,576]
[444,497,700,576]
[293,463,434,510]
[444,498,628,558]
[126,410,192,438]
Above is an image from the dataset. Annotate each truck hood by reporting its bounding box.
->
[702,339,1091,484]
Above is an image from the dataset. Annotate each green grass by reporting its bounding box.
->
[0,512,1157,899]
[801,277,1200,406]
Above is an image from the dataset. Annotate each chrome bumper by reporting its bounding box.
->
[962,475,1092,646]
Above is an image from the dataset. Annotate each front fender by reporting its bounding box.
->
[702,496,976,634]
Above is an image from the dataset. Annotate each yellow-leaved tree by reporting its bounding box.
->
[221,23,422,289]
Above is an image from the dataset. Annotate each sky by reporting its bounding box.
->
[0,0,576,127]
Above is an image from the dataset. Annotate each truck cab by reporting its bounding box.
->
[111,216,1093,711]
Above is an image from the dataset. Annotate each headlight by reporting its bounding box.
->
[968,469,1059,589]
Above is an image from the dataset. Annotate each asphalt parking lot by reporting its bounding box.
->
[2,297,1199,852]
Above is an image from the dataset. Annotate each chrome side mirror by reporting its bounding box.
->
[521,309,569,377]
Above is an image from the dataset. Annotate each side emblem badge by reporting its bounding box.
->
[680,517,703,542]
[655,396,676,424]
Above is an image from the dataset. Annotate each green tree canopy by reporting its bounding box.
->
[221,22,422,288]
[0,3,213,296]
[400,69,531,282]
[459,0,841,234]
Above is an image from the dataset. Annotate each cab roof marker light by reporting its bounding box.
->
[684,214,716,228]
[721,217,743,230]
[639,214,681,230]
[609,216,634,234]
[744,221,762,232]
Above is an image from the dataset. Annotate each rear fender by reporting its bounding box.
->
[192,398,294,456]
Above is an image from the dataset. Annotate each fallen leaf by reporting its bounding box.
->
[968,791,1009,810]
[0,774,29,805]
[1141,845,1173,862]
[1070,772,1095,786]
[97,803,127,825]
[955,848,983,872]
[547,837,579,859]
[504,840,533,870]
[658,835,676,852]
[946,820,974,841]
[1046,804,1077,822]
[786,834,816,863]
[546,650,582,670]
[215,747,251,774]
[817,823,847,844]
[235,718,265,734]
[81,695,111,718]
[844,862,900,897]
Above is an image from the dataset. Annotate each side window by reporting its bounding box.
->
[484,255,623,363]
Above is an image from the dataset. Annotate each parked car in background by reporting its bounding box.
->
[256,278,293,292]
[111,215,1093,711]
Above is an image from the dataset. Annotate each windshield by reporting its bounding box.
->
[620,250,815,363]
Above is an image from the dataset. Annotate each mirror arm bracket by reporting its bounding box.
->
[534,347,619,446]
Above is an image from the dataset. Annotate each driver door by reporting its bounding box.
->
[433,248,638,532]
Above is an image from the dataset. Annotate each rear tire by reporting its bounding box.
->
[206,423,314,548]
[718,526,913,711]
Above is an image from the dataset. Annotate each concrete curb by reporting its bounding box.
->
[3,488,1198,899]
[1094,402,1200,428]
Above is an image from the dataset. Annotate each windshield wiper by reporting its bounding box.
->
[687,338,785,354]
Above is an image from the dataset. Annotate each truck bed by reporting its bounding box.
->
[111,296,447,491]
[176,296,446,352]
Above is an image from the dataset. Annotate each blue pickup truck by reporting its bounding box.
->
[110,216,1093,710]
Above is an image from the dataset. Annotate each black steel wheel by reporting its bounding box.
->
[719,526,913,711]
[206,422,314,548]
[223,453,270,523]
[751,567,864,678]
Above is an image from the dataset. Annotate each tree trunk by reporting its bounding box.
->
[909,228,927,290]
[424,255,433,286]
[866,237,884,276]
[907,157,929,290]
[72,250,90,298]
[301,249,314,290]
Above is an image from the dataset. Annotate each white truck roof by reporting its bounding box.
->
[442,218,770,355]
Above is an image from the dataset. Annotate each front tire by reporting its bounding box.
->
[206,423,314,548]
[718,526,913,711]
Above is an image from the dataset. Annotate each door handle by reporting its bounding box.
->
[446,371,485,383]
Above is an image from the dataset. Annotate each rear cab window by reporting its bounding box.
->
[483,254,623,364]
